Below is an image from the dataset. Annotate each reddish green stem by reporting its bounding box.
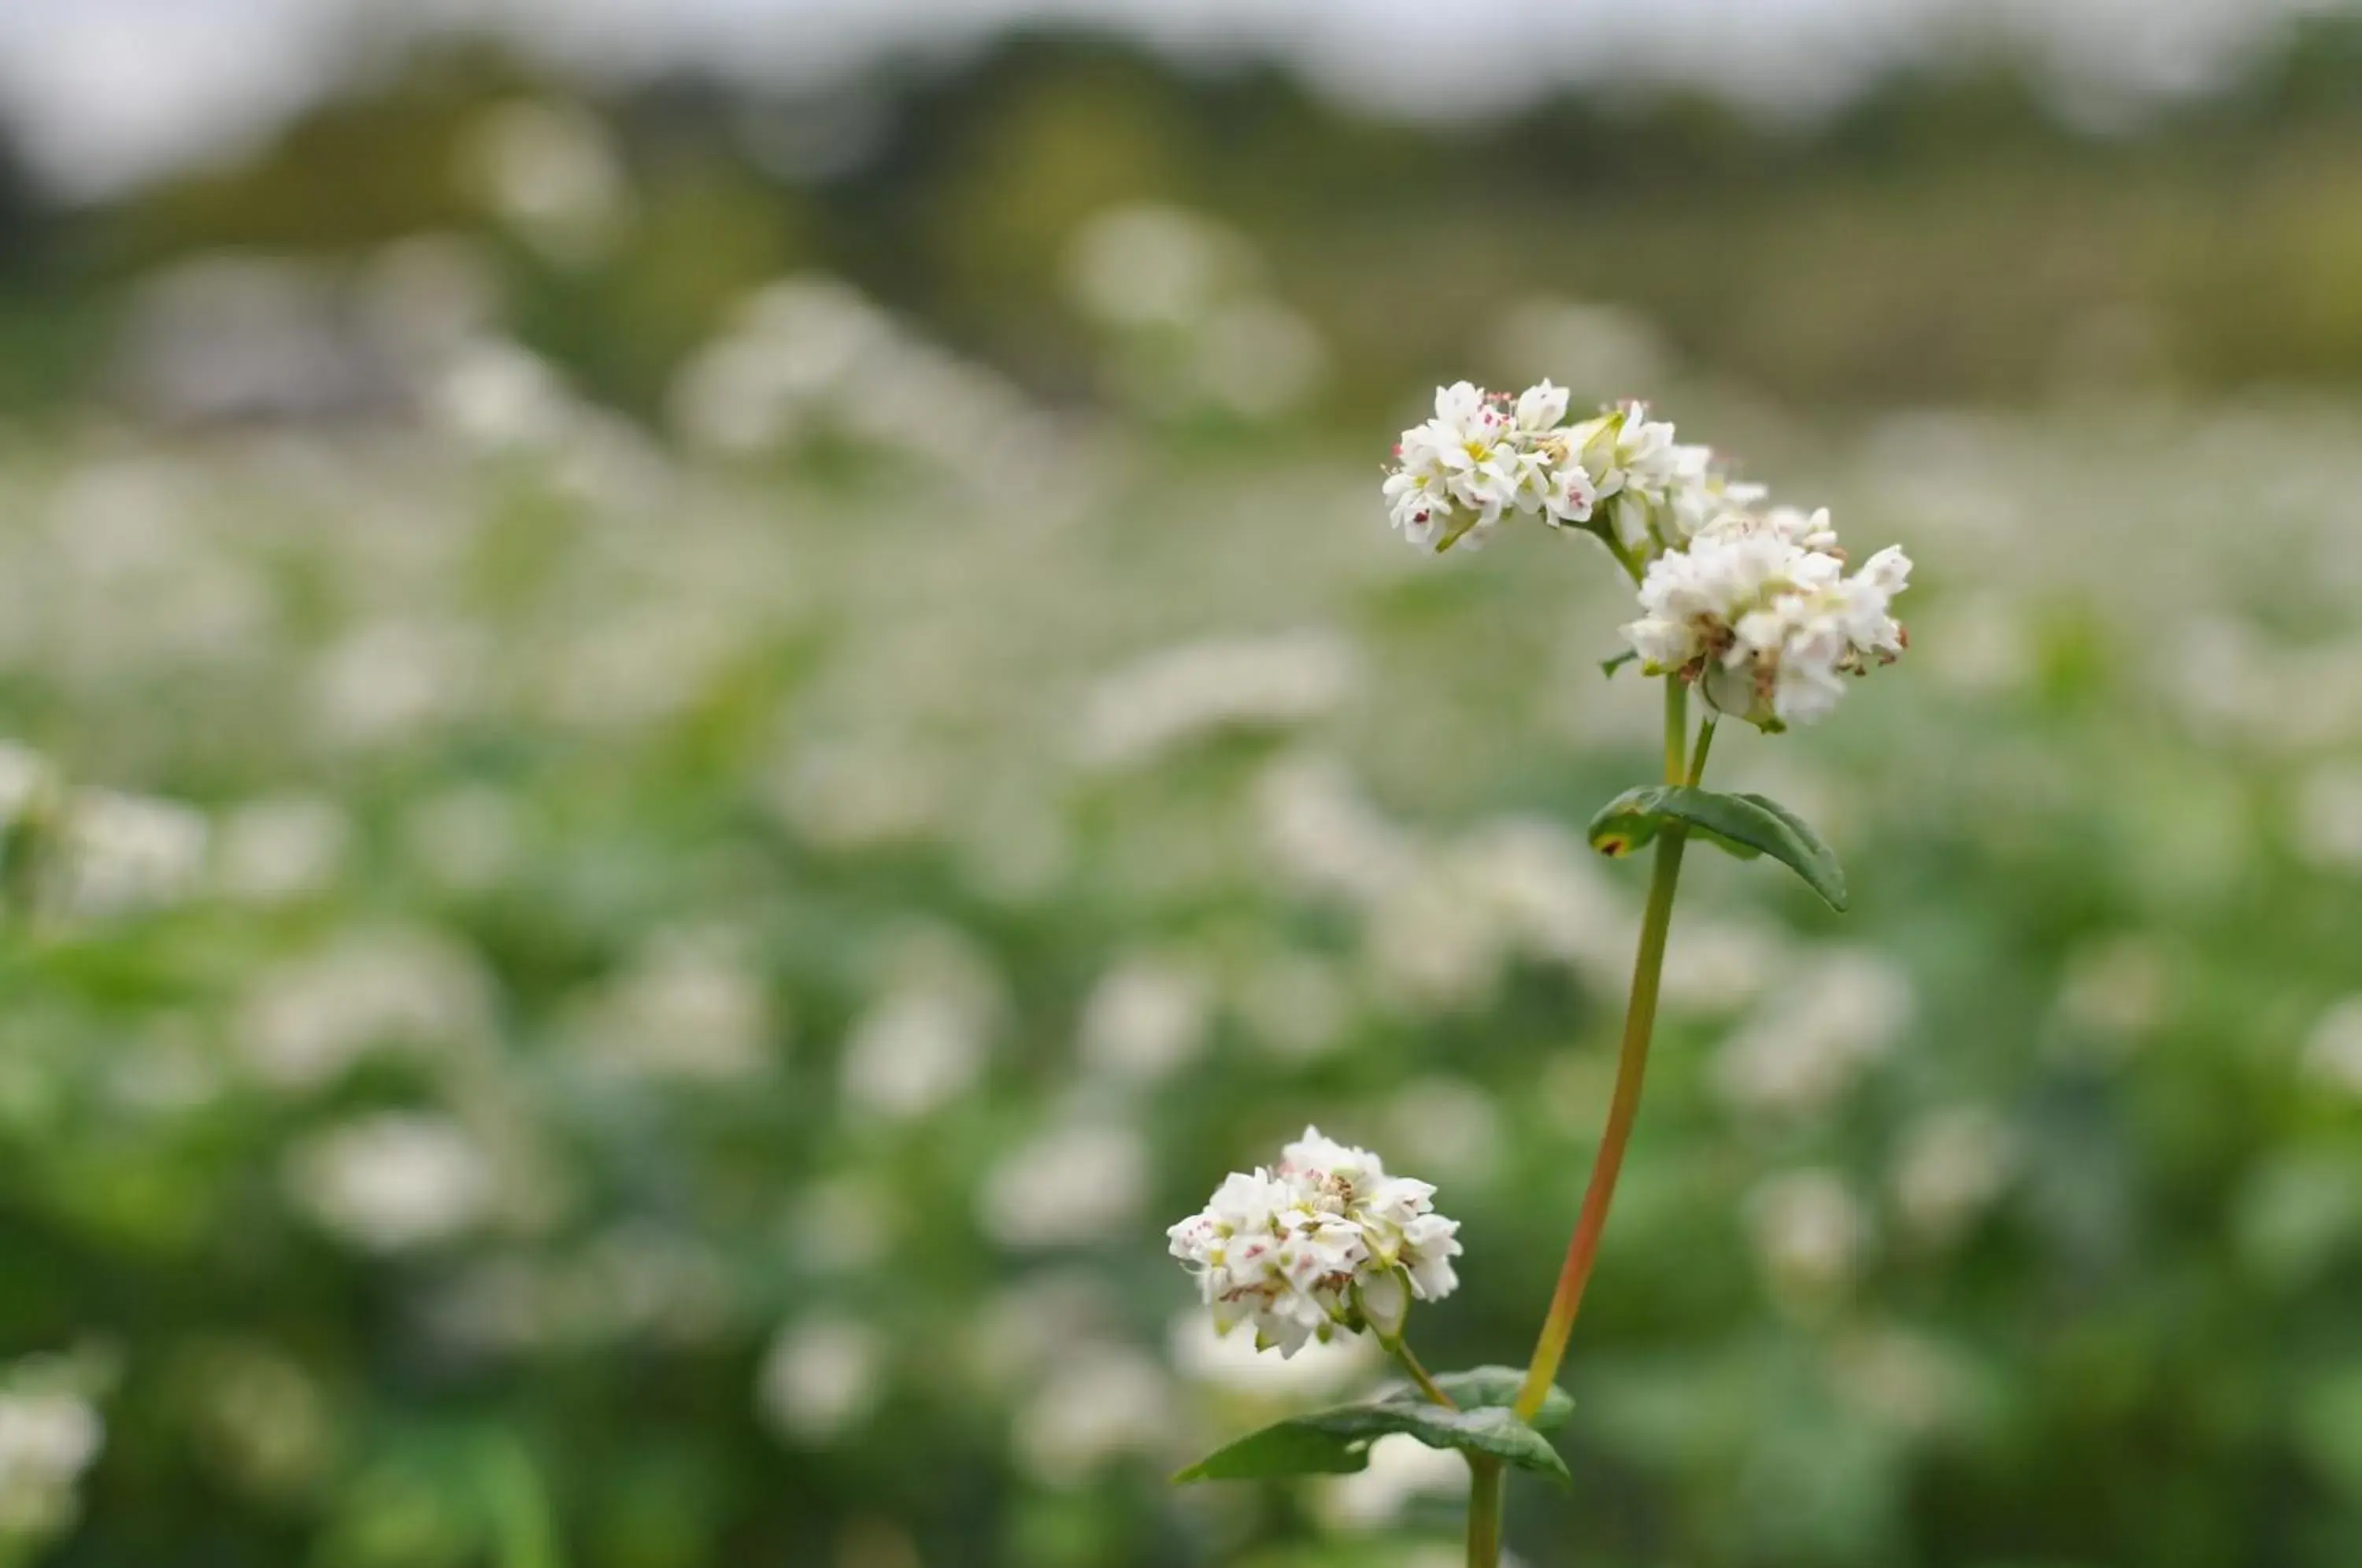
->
[1514,679,1701,1419]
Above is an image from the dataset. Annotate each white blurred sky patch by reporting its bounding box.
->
[0,0,2340,198]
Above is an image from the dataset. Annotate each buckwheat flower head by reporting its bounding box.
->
[1167,1127,1461,1356]
[1383,387,1777,563]
[1383,380,1598,553]
[1622,512,1912,730]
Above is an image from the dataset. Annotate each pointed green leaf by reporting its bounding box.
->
[1411,1406,1568,1481]
[1176,1392,1569,1487]
[1586,785,1763,863]
[1416,1366,1575,1432]
[1172,1416,1377,1482]
[1599,649,1640,679]
[1586,786,1848,911]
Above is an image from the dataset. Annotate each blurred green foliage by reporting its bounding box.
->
[2,371,2361,1566]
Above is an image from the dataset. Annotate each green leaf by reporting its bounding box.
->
[1173,1415,1377,1482]
[1599,649,1640,679]
[1586,786,1751,862]
[1417,1367,1575,1433]
[1586,786,1849,912]
[1175,1384,1571,1487]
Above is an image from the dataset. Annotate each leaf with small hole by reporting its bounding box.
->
[1586,785,1848,911]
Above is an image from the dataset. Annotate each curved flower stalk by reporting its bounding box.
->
[1172,383,1913,1567]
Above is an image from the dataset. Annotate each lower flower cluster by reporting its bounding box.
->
[1166,1129,1461,1357]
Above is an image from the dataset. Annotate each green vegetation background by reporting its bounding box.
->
[6,19,2362,1568]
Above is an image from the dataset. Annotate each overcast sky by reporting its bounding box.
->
[0,0,2334,198]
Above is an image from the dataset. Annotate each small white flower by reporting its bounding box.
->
[1660,445,1771,542]
[1765,505,1840,552]
[1429,385,1524,533]
[1381,461,1457,551]
[1571,402,1681,551]
[1166,1126,1461,1357]
[1515,379,1570,432]
[1541,454,1597,526]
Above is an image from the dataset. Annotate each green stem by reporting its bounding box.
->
[479,1429,561,1568]
[1688,714,1718,785]
[1514,679,1702,1421]
[1661,678,1688,783]
[1466,1458,1505,1568]
[1384,1335,1457,1409]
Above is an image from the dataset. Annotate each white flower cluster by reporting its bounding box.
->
[1166,1127,1461,1357]
[1383,383,1755,557]
[1382,382,1913,729]
[1624,511,1912,729]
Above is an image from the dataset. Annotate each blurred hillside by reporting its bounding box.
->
[0,19,2359,422]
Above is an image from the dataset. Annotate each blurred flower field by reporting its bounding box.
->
[9,195,2362,1568]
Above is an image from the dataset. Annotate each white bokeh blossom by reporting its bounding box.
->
[1166,1127,1461,1357]
[284,1113,496,1253]
[0,1381,104,1544]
